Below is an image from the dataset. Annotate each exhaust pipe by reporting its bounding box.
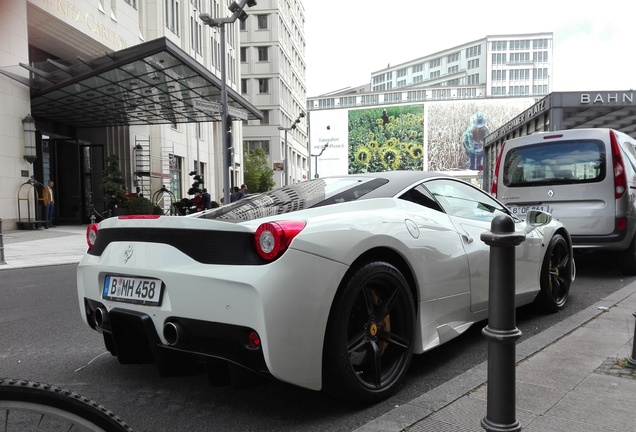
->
[163,321,186,346]
[94,306,109,328]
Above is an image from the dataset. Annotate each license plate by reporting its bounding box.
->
[103,275,164,306]
[508,205,550,217]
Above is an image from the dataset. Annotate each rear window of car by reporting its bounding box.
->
[503,139,606,187]
[198,177,388,221]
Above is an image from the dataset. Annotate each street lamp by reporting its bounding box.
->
[311,143,329,178]
[200,0,257,205]
[278,112,305,186]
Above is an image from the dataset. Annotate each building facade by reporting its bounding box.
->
[240,0,307,187]
[0,0,264,230]
[307,32,553,111]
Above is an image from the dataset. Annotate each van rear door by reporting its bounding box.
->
[496,133,615,236]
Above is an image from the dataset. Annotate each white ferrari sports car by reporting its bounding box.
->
[77,171,574,402]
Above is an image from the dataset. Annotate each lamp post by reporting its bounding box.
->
[278,112,305,186]
[200,0,257,205]
[311,143,328,178]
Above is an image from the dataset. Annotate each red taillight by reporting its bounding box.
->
[248,331,261,349]
[254,221,306,261]
[617,217,628,231]
[491,141,506,195]
[118,215,161,219]
[86,223,99,249]
[609,130,627,199]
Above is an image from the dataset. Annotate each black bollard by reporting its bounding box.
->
[0,218,5,265]
[480,214,526,432]
[628,313,636,368]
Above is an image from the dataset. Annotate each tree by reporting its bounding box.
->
[101,154,128,211]
[244,148,275,193]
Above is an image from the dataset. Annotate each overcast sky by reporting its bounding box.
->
[303,0,635,96]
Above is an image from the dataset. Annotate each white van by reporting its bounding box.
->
[491,128,636,274]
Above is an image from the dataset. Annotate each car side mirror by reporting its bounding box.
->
[523,210,552,233]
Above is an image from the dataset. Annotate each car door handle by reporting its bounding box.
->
[461,233,474,244]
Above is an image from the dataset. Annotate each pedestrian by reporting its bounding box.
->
[230,186,241,203]
[194,191,203,212]
[240,184,248,198]
[201,188,212,209]
[136,186,143,198]
[42,180,55,228]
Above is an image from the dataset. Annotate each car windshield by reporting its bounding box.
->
[197,177,388,221]
[503,140,606,187]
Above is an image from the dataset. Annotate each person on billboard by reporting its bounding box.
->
[462,112,489,170]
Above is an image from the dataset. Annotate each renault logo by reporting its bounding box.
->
[548,189,554,198]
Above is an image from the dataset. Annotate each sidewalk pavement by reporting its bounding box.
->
[0,224,88,270]
[1,225,636,431]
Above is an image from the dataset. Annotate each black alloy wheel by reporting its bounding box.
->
[323,261,415,403]
[537,233,571,313]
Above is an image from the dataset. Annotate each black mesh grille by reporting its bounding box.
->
[88,228,267,265]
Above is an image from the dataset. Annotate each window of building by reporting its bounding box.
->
[169,154,182,201]
[413,75,423,83]
[361,95,379,105]
[407,90,426,101]
[244,140,271,155]
[429,58,441,68]
[466,45,481,58]
[430,70,440,79]
[258,78,270,93]
[468,59,479,69]
[397,79,406,88]
[448,65,459,74]
[166,0,179,35]
[491,69,507,81]
[240,47,248,62]
[260,110,270,125]
[467,73,479,85]
[534,67,548,80]
[492,53,507,64]
[240,19,246,30]
[510,52,530,63]
[412,63,424,73]
[124,0,137,8]
[384,92,402,103]
[533,38,549,49]
[257,46,269,62]
[397,68,408,78]
[533,51,549,63]
[491,41,507,51]
[447,52,460,63]
[257,14,268,29]
[318,98,335,109]
[241,78,248,94]
[340,96,357,107]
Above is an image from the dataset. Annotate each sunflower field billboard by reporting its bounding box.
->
[307,97,536,178]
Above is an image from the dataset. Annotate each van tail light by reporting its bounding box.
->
[617,217,628,231]
[609,130,627,199]
[254,221,306,261]
[86,223,99,249]
[491,142,506,196]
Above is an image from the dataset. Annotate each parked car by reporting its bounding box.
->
[77,171,574,402]
[491,128,636,274]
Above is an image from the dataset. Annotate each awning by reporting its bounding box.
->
[0,37,262,128]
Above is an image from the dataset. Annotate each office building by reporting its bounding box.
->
[0,0,264,230]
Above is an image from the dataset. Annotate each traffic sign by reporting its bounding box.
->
[193,99,221,113]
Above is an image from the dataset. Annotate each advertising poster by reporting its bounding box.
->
[308,97,536,178]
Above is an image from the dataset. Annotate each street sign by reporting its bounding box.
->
[193,99,221,113]
[228,105,249,120]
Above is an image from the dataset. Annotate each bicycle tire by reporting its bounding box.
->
[0,378,134,432]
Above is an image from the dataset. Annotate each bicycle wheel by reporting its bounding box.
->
[0,378,133,432]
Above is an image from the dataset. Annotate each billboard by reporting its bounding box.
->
[308,97,536,177]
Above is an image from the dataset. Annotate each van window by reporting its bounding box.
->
[503,140,606,187]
